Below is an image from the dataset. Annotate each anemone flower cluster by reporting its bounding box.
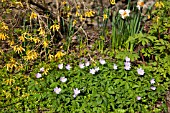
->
[58,63,72,70]
[124,56,131,70]
[36,57,155,99]
[90,67,99,75]
[150,78,156,90]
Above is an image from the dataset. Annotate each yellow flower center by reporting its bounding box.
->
[123,11,127,16]
[137,1,144,7]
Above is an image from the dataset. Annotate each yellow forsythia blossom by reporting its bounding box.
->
[1,22,9,30]
[80,15,85,22]
[1,0,6,2]
[5,79,15,85]
[67,12,71,18]
[73,20,77,26]
[2,90,11,98]
[30,12,37,19]
[50,24,60,32]
[155,1,164,8]
[18,35,25,42]
[43,68,50,75]
[55,51,65,59]
[24,50,38,61]
[48,54,54,61]
[38,27,45,35]
[43,41,48,48]
[8,40,14,47]
[62,1,67,5]
[13,45,25,54]
[0,33,8,40]
[15,2,23,7]
[85,10,95,18]
[76,11,80,17]
[33,37,40,44]
[6,58,18,71]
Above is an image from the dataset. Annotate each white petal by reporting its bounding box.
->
[121,16,125,19]
[125,9,130,14]
[137,5,141,10]
[119,9,125,15]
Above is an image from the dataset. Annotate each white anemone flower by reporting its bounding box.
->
[113,64,118,70]
[137,96,141,100]
[125,56,130,62]
[58,63,63,69]
[40,67,44,72]
[151,86,156,91]
[60,76,67,83]
[54,87,61,94]
[137,68,145,75]
[65,64,71,70]
[85,61,90,67]
[79,63,85,69]
[99,59,106,65]
[124,62,131,70]
[94,67,99,72]
[150,78,155,84]
[73,88,80,98]
[35,73,42,78]
[119,9,130,19]
[90,68,96,74]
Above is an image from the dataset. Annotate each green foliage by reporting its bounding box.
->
[110,1,153,50]
[0,57,169,112]
[0,0,170,112]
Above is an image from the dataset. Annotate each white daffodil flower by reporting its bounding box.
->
[119,9,130,19]
[137,0,145,10]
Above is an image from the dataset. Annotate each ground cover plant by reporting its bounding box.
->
[0,0,170,112]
